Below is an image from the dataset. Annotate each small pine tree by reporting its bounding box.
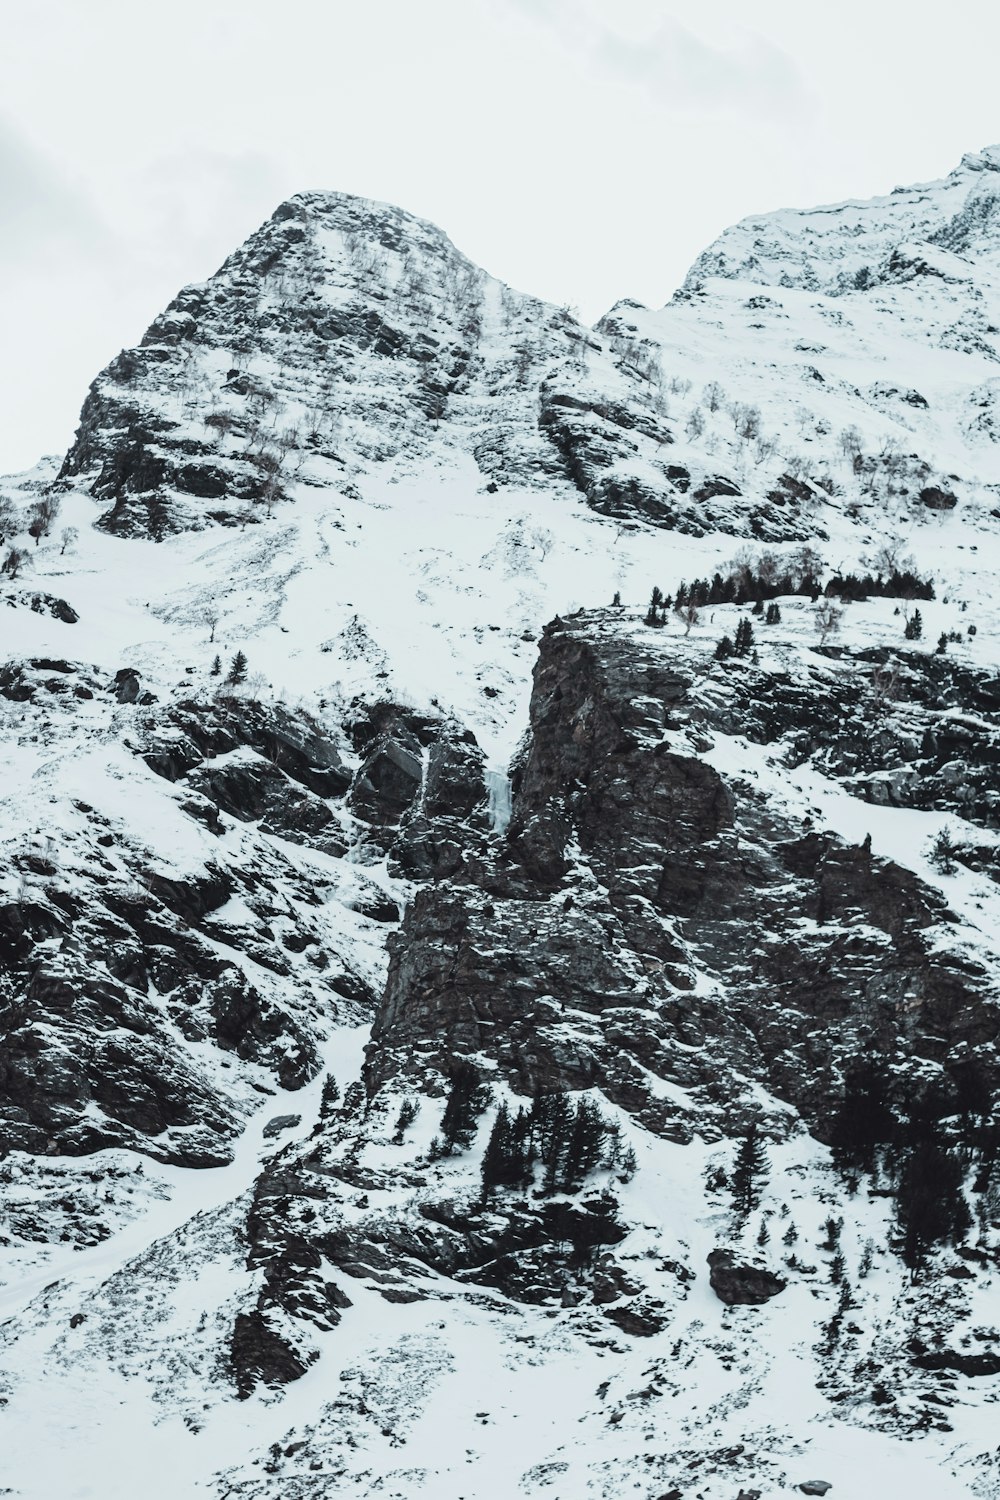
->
[439,1061,492,1152]
[928,825,959,875]
[227,650,249,684]
[730,1122,769,1218]
[393,1098,419,1143]
[733,616,755,657]
[765,602,781,624]
[210,654,222,677]
[714,634,734,661]
[319,1073,340,1119]
[644,586,664,627]
[611,590,622,608]
[822,1215,843,1252]
[617,1145,638,1182]
[904,609,923,641]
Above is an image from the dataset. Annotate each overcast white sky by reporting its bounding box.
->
[2,0,999,473]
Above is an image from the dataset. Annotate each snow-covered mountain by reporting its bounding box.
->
[2,148,1000,1499]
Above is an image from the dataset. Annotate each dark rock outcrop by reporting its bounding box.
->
[913,1348,1000,1377]
[367,611,1000,1137]
[707,1249,786,1305]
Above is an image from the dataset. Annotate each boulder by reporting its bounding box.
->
[114,667,141,703]
[920,485,958,510]
[707,1249,786,1305]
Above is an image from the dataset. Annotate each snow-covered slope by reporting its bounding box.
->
[2,150,1000,1499]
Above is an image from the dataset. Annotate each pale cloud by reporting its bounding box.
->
[0,114,107,261]
[502,0,806,121]
[595,19,807,121]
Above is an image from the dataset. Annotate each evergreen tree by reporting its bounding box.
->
[393,1098,419,1143]
[904,609,923,641]
[830,1060,895,1175]
[341,1080,365,1116]
[439,1061,492,1152]
[481,1101,512,1192]
[714,634,734,661]
[481,1102,531,1192]
[733,616,755,657]
[730,1122,769,1218]
[227,649,249,684]
[210,654,222,677]
[929,825,959,875]
[895,1137,970,1269]
[530,1088,575,1192]
[617,1144,638,1181]
[562,1099,606,1190]
[319,1073,340,1119]
[644,586,664,627]
[765,602,781,624]
[611,590,622,608]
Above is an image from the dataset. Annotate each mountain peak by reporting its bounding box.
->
[681,142,1000,295]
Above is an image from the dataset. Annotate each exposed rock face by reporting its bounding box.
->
[0,675,385,1163]
[230,1163,353,1399]
[53,192,815,545]
[369,611,1000,1137]
[912,1348,1000,1377]
[688,646,1000,829]
[707,1249,786,1305]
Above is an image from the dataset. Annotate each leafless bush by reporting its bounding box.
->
[731,403,762,442]
[685,407,705,439]
[27,495,61,545]
[2,545,29,579]
[814,600,844,643]
[838,425,864,462]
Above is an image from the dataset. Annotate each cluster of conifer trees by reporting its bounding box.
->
[666,564,933,611]
[714,616,757,660]
[829,1056,995,1268]
[480,1091,633,1195]
[824,568,935,602]
[672,564,820,609]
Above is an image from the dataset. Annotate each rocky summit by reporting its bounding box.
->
[2,149,1000,1499]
